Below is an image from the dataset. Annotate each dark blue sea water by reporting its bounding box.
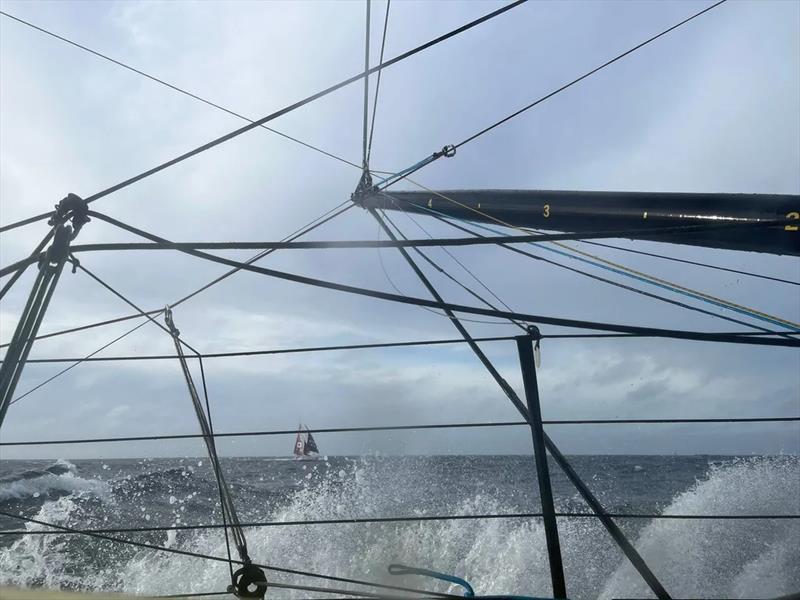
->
[0,455,798,598]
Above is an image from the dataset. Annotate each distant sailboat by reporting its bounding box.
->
[293,424,320,459]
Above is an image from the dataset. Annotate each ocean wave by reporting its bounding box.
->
[599,455,800,599]
[1,456,797,599]
[0,460,108,503]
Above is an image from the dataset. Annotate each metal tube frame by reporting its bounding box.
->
[516,333,567,598]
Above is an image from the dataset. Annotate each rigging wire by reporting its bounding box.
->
[0,230,55,300]
[0,511,460,600]
[79,211,800,347]
[421,209,786,337]
[379,209,527,331]
[3,509,797,538]
[367,0,391,165]
[9,335,520,364]
[454,0,726,149]
[2,201,354,406]
[0,0,527,222]
[362,0,371,168]
[1,416,796,447]
[374,219,512,327]
[380,196,519,317]
[0,11,363,173]
[0,202,353,350]
[164,307,249,572]
[376,0,728,190]
[401,179,799,333]
[575,240,799,287]
[198,354,235,582]
[5,214,793,279]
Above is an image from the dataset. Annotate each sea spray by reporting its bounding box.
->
[1,455,797,599]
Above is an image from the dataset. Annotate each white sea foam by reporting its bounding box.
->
[1,457,797,599]
[600,456,800,599]
[0,460,107,502]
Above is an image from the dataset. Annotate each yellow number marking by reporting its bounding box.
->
[786,211,799,232]
[543,204,550,218]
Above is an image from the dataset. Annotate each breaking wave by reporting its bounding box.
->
[0,460,108,503]
[0,456,797,599]
[599,456,800,599]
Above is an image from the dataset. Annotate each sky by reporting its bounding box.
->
[0,0,798,459]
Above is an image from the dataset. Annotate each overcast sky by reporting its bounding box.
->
[0,0,798,459]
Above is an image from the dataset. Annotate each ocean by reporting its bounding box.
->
[0,455,798,599]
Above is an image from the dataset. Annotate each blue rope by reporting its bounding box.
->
[409,203,798,333]
[374,155,436,189]
[389,564,475,597]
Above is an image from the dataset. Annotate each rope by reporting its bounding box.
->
[375,1,728,192]
[0,210,51,235]
[388,565,474,598]
[26,217,787,253]
[164,307,251,567]
[401,180,799,332]
[0,416,796,447]
[578,240,799,287]
[0,511,460,599]
[0,229,55,301]
[39,1,526,209]
[1,201,354,407]
[453,0,727,149]
[198,355,235,583]
[379,209,527,331]
[367,0,391,165]
[421,209,787,337]
[3,510,798,537]
[382,199,519,318]
[375,218,514,327]
[1,202,353,351]
[362,0,371,168]
[4,330,793,365]
[86,211,800,347]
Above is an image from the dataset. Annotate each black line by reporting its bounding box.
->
[0,210,52,235]
[30,1,527,207]
[0,10,363,173]
[0,203,354,406]
[362,0,371,168]
[1,418,795,447]
[367,0,391,164]
[3,511,797,537]
[426,214,783,337]
[455,0,727,148]
[4,335,519,363]
[0,203,354,351]
[578,240,800,287]
[87,211,800,347]
[49,218,790,253]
